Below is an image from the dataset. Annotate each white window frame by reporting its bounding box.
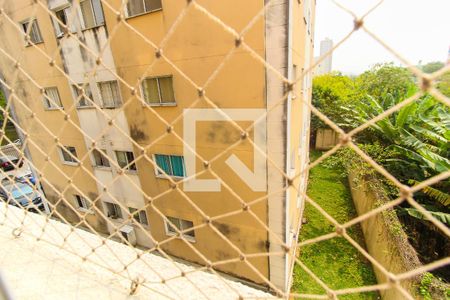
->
[59,146,79,166]
[128,207,149,226]
[80,0,105,29]
[52,6,71,38]
[98,80,122,108]
[115,150,137,172]
[126,0,162,18]
[105,202,123,220]
[20,19,43,45]
[43,87,63,110]
[140,76,176,106]
[164,216,195,242]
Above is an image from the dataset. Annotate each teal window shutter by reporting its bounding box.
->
[170,156,185,177]
[155,154,171,175]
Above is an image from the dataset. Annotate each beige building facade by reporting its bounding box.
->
[0,0,314,292]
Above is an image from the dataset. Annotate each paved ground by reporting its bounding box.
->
[0,204,274,300]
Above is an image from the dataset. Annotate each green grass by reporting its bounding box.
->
[292,151,379,299]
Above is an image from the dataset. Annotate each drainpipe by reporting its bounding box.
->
[0,73,51,214]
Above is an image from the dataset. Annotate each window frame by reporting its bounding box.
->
[153,154,185,179]
[43,87,63,110]
[126,0,163,18]
[72,83,94,108]
[74,194,94,213]
[164,216,195,242]
[59,146,79,166]
[92,149,110,168]
[105,202,123,220]
[52,6,70,38]
[80,0,105,30]
[97,80,122,109]
[20,18,44,45]
[115,150,137,172]
[141,76,176,106]
[128,207,149,226]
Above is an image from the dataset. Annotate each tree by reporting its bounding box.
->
[311,72,358,131]
[420,61,444,74]
[356,63,415,101]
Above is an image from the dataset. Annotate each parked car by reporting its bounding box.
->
[1,173,36,186]
[0,155,23,172]
[0,180,44,212]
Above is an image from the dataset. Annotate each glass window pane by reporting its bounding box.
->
[142,78,160,104]
[158,77,175,103]
[167,216,179,233]
[126,152,136,170]
[30,20,43,43]
[170,155,184,177]
[91,0,105,25]
[127,0,145,16]
[99,81,121,108]
[155,154,171,175]
[144,0,162,12]
[80,0,95,28]
[181,219,195,238]
[139,211,148,225]
[115,151,127,168]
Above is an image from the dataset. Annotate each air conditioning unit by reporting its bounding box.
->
[119,225,137,246]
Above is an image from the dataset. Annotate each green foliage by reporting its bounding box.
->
[436,71,450,97]
[311,72,359,130]
[420,61,445,74]
[419,273,434,300]
[401,208,450,225]
[356,63,416,100]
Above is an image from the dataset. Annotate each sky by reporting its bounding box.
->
[314,0,450,75]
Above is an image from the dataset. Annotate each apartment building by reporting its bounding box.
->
[0,0,314,292]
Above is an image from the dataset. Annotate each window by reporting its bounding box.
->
[98,81,122,108]
[115,151,137,171]
[141,76,175,105]
[165,216,195,240]
[127,0,162,17]
[52,7,69,37]
[154,154,185,177]
[75,194,90,210]
[92,149,110,168]
[80,0,105,29]
[20,19,43,44]
[72,84,93,107]
[105,202,122,219]
[43,87,63,109]
[60,146,78,164]
[129,207,148,226]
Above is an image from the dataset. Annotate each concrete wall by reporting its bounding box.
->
[348,170,421,299]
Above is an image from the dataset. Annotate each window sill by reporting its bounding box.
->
[78,208,94,215]
[147,102,177,107]
[123,169,138,175]
[156,174,184,181]
[102,106,122,109]
[93,166,112,171]
[166,232,196,243]
[81,24,105,32]
[125,9,162,21]
[76,106,96,110]
[25,41,44,47]
[44,107,64,111]
[62,161,79,167]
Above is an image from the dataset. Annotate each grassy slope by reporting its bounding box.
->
[292,151,378,299]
